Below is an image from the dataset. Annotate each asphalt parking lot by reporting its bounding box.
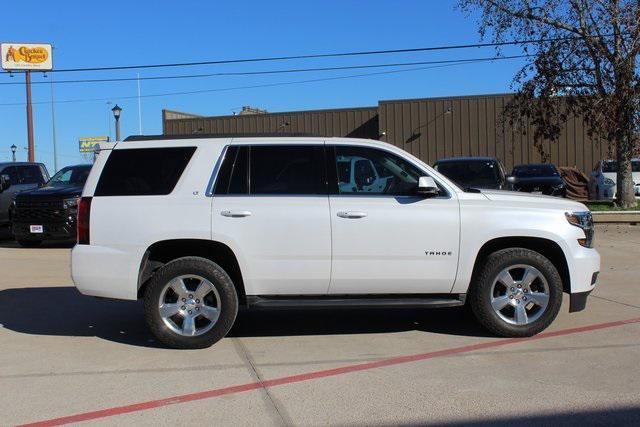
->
[1,225,639,426]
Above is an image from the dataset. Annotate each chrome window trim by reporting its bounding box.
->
[205,145,229,197]
[206,142,452,200]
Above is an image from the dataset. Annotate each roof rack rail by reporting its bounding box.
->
[123,133,324,142]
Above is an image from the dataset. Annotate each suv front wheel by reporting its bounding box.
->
[143,257,239,349]
[469,248,563,337]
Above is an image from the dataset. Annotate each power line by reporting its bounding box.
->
[0,36,580,75]
[0,56,525,107]
[0,55,530,86]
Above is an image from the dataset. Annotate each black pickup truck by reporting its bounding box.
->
[11,164,92,247]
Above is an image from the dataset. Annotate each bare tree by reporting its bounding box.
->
[458,0,639,207]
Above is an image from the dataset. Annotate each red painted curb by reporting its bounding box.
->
[21,317,640,426]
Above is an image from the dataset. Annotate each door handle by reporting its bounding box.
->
[337,211,367,219]
[221,210,252,218]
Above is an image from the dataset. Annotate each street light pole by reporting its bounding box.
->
[11,145,17,162]
[112,104,122,141]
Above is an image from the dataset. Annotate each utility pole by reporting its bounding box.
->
[50,75,58,172]
[137,73,143,135]
[25,70,35,162]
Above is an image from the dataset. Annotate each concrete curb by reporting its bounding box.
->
[592,211,640,223]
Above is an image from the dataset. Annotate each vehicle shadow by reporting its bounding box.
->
[0,286,491,349]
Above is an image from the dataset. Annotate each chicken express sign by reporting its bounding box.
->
[1,43,53,71]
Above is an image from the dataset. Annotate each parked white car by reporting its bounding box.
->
[589,159,640,200]
[72,136,600,349]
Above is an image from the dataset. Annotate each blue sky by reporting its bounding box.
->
[0,0,527,172]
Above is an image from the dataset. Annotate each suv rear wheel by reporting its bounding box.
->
[469,248,562,337]
[143,257,238,349]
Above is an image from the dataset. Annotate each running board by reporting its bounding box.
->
[245,294,466,309]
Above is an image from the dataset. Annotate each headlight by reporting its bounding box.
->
[552,183,565,190]
[604,177,615,186]
[565,211,594,248]
[63,197,79,209]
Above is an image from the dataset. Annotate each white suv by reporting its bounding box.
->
[72,136,600,349]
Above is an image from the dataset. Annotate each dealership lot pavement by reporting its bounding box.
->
[1,225,639,426]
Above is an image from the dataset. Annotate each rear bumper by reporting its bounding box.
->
[71,244,141,300]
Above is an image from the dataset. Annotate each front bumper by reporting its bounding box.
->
[567,241,600,312]
[12,221,76,242]
[570,290,593,312]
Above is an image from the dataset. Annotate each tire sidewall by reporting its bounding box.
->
[144,257,238,349]
[472,249,563,337]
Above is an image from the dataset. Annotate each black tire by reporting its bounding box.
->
[469,248,563,337]
[143,256,239,349]
[17,239,42,248]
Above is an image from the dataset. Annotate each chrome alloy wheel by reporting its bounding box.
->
[158,275,221,336]
[490,264,550,326]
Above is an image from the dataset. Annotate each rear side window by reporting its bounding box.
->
[95,147,196,196]
[250,145,325,195]
[214,146,249,195]
[214,145,325,195]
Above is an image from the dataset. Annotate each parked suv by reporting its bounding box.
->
[0,162,49,229]
[72,137,600,349]
[509,163,566,197]
[433,156,509,190]
[11,164,92,247]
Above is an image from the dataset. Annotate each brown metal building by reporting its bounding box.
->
[162,93,608,173]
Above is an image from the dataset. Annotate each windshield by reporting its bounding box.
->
[47,165,91,187]
[434,160,501,188]
[602,160,640,173]
[512,164,559,177]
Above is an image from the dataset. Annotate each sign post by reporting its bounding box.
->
[25,70,34,161]
[1,43,53,163]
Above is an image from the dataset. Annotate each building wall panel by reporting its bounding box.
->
[164,95,606,173]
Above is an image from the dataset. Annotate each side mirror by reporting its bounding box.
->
[0,174,11,193]
[506,175,516,184]
[416,176,439,197]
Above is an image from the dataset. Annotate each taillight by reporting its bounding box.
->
[77,197,92,245]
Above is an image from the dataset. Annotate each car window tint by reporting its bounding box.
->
[18,165,45,185]
[435,160,500,189]
[213,146,238,195]
[228,146,249,194]
[95,147,196,196]
[512,164,559,177]
[250,145,325,195]
[48,165,91,186]
[334,146,424,196]
[1,166,18,184]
